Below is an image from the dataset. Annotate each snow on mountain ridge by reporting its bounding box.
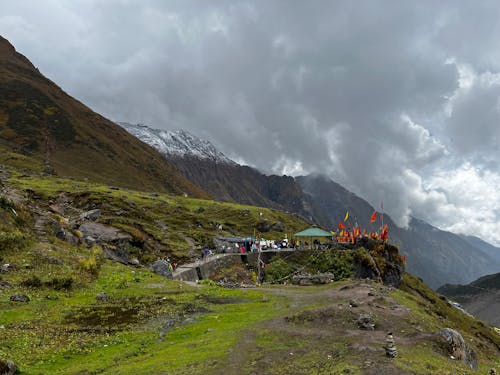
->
[118,122,236,165]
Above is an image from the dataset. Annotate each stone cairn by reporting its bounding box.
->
[384,331,398,358]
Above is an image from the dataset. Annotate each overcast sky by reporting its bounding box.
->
[2,1,500,244]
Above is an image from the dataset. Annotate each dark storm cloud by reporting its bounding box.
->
[2,1,500,243]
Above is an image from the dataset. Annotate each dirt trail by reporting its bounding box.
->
[217,281,422,374]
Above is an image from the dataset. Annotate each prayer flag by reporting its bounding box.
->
[338,221,345,230]
[370,211,377,223]
[344,211,349,222]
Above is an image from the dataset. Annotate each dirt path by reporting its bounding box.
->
[217,281,421,374]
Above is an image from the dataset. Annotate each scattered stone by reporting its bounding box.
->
[1,264,10,273]
[151,193,159,197]
[368,291,376,296]
[291,273,334,286]
[47,257,63,265]
[356,313,375,330]
[349,299,359,307]
[79,209,101,221]
[195,207,205,214]
[49,203,64,215]
[10,294,29,302]
[437,328,478,369]
[150,260,173,278]
[0,358,17,375]
[261,297,269,303]
[108,186,120,190]
[114,210,124,216]
[0,281,12,289]
[384,331,398,358]
[128,258,140,266]
[95,292,108,301]
[490,368,497,375]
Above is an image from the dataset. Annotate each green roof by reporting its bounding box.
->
[294,227,332,237]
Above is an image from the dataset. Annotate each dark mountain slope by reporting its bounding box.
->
[0,36,207,197]
[297,174,500,288]
[438,272,500,326]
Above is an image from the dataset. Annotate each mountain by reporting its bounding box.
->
[437,272,500,326]
[297,174,500,288]
[118,123,235,165]
[460,234,500,261]
[0,36,207,197]
[120,122,312,216]
[121,122,500,289]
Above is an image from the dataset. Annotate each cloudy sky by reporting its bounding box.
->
[2,1,500,244]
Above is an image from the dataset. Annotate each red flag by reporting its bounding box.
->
[370,211,377,223]
[338,221,345,230]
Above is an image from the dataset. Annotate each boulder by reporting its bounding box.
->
[1,264,10,273]
[0,281,12,289]
[270,221,285,232]
[78,223,132,245]
[128,258,140,266]
[437,328,478,369]
[0,359,17,375]
[52,222,79,245]
[10,294,29,302]
[79,209,101,221]
[256,221,271,233]
[150,260,173,278]
[95,292,108,301]
[356,313,375,330]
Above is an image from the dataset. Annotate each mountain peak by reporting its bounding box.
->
[0,35,38,71]
[118,122,237,165]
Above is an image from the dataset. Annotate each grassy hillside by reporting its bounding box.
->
[1,167,499,373]
[0,35,207,197]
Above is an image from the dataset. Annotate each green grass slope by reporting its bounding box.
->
[0,35,207,197]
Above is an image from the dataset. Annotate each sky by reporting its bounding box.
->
[1,1,500,244]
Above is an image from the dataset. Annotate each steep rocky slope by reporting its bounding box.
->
[0,36,206,197]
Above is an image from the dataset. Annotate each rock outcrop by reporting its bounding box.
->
[437,328,478,369]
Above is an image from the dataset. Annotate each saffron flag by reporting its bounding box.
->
[338,221,345,230]
[344,211,349,222]
[370,211,377,223]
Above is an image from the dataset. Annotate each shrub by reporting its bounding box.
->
[0,230,26,252]
[306,250,354,280]
[21,275,43,288]
[264,257,295,283]
[78,246,104,276]
[49,276,74,290]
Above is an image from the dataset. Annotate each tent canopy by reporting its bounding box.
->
[294,227,332,237]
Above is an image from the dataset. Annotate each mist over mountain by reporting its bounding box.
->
[0,36,206,197]
[120,122,500,288]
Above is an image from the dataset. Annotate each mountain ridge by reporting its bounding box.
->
[0,36,208,198]
[119,121,500,288]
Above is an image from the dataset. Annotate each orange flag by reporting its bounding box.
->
[338,221,345,230]
[370,211,377,223]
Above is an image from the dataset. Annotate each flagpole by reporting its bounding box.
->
[381,201,384,228]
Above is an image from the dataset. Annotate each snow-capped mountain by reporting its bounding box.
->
[118,122,236,165]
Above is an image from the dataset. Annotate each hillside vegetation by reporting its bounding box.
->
[0,35,206,197]
[1,161,499,374]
